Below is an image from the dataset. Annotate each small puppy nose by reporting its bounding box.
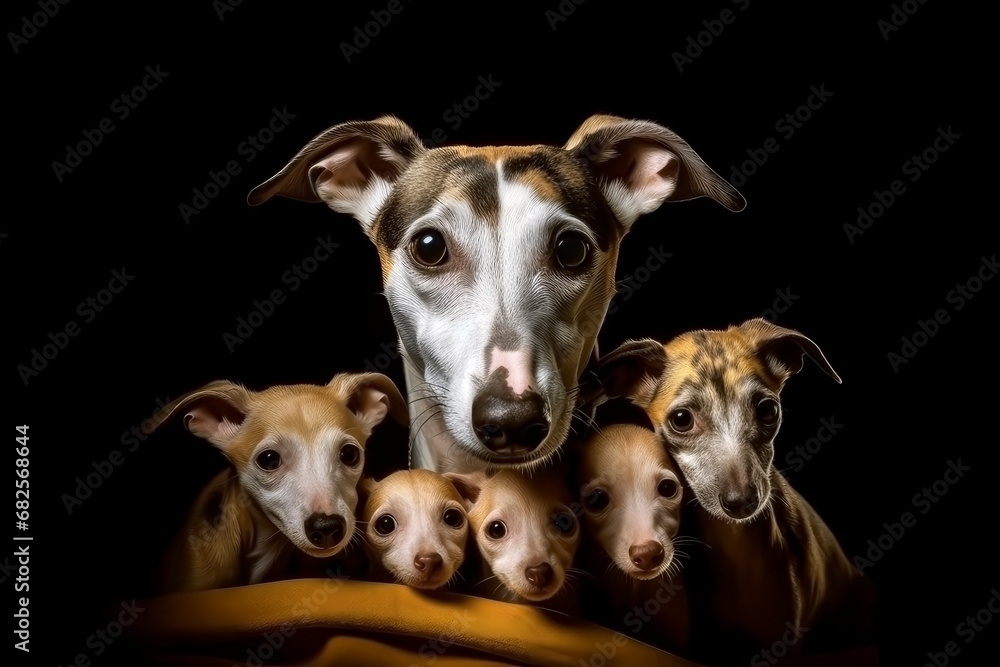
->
[414,552,443,573]
[719,488,761,519]
[472,392,549,455]
[305,513,346,548]
[629,541,665,570]
[524,563,553,588]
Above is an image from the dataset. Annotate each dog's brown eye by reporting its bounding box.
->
[584,488,610,512]
[756,398,780,427]
[340,443,361,467]
[658,478,679,498]
[668,409,694,433]
[555,233,590,269]
[486,520,507,539]
[552,511,575,534]
[410,230,448,267]
[374,514,396,535]
[255,449,281,471]
[443,508,464,528]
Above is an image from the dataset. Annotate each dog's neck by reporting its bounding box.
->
[241,490,298,584]
[692,469,806,648]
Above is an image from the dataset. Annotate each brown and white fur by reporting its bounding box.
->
[447,468,581,614]
[359,469,468,590]
[148,373,406,593]
[591,319,875,659]
[248,115,745,473]
[577,421,690,652]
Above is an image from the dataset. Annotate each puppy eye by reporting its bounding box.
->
[486,520,507,539]
[374,514,396,535]
[410,229,449,267]
[756,398,780,427]
[552,511,576,535]
[339,443,361,467]
[255,449,281,471]
[443,508,465,528]
[658,478,679,498]
[584,488,610,512]
[554,232,590,270]
[668,409,694,433]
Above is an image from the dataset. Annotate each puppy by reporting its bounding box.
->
[591,319,875,659]
[148,372,406,592]
[359,469,468,590]
[448,468,581,614]
[577,419,690,652]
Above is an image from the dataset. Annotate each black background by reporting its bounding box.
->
[6,0,995,665]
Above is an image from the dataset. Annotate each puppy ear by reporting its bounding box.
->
[329,372,409,431]
[565,114,746,228]
[247,115,425,231]
[585,339,668,409]
[444,472,488,511]
[357,476,378,511]
[740,318,842,386]
[358,476,378,497]
[142,380,251,451]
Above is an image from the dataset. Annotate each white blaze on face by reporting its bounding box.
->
[389,163,596,466]
[489,349,537,395]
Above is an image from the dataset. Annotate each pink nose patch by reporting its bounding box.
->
[489,349,536,395]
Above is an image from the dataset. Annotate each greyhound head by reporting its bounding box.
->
[248,115,744,471]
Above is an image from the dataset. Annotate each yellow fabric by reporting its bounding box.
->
[130,579,877,666]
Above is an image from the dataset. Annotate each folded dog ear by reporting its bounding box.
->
[143,380,251,450]
[740,318,842,386]
[586,339,668,409]
[565,114,746,227]
[357,476,379,511]
[329,372,409,431]
[444,471,489,511]
[247,115,425,230]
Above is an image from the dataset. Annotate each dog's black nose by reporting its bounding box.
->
[472,390,549,456]
[305,513,346,548]
[719,489,761,519]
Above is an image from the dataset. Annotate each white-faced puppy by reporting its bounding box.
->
[148,372,406,593]
[359,469,468,590]
[248,115,745,473]
[447,468,581,613]
[578,422,690,651]
[592,319,875,659]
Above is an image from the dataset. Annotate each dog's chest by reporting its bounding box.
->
[698,517,798,648]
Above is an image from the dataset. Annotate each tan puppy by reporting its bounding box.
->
[448,468,581,613]
[148,372,406,593]
[591,319,875,660]
[359,469,468,590]
[577,422,690,651]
